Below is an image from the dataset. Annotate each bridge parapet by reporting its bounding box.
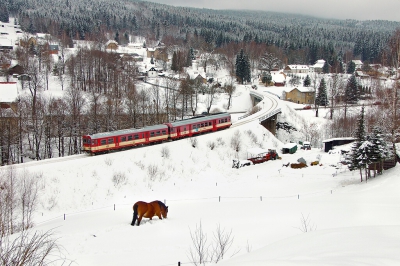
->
[259,108,282,123]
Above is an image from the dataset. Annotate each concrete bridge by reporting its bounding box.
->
[233,90,281,135]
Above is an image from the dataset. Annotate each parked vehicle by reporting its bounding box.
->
[246,148,278,165]
[303,105,311,110]
[301,141,311,150]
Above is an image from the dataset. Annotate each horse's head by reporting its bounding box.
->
[161,205,168,219]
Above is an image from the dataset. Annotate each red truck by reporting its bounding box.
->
[247,148,278,164]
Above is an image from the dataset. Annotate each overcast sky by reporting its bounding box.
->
[147,0,400,22]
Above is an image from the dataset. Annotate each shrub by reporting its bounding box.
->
[207,141,216,150]
[190,137,198,148]
[161,146,170,158]
[112,172,127,188]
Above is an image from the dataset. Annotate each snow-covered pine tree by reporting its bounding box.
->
[347,105,366,181]
[347,61,356,74]
[322,61,330,73]
[345,74,359,103]
[315,78,329,106]
[236,49,250,84]
[303,75,311,87]
[368,126,390,176]
[171,51,178,72]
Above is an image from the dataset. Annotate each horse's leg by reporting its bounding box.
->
[137,215,143,226]
[131,204,139,226]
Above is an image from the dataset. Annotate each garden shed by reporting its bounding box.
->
[282,143,297,154]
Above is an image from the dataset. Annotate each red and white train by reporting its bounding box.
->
[82,112,232,154]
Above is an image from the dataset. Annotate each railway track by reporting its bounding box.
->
[232,90,280,128]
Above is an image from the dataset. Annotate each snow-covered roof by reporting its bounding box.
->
[271,72,286,83]
[0,82,18,102]
[322,137,355,143]
[105,40,118,46]
[287,65,309,70]
[247,148,269,155]
[283,143,297,148]
[284,87,315,93]
[312,60,325,68]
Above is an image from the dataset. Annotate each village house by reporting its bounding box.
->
[283,65,309,74]
[282,87,315,104]
[147,67,158,78]
[0,82,19,113]
[310,59,325,73]
[105,40,118,51]
[352,60,363,70]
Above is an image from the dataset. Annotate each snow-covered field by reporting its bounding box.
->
[4,91,399,265]
[2,18,400,266]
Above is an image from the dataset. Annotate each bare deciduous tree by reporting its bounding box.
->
[0,229,68,265]
[209,224,234,263]
[188,221,209,266]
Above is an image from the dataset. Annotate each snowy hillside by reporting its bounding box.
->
[2,95,399,265]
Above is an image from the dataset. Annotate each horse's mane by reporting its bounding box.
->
[156,200,167,210]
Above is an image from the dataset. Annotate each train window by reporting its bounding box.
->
[108,138,114,144]
[83,138,87,144]
[134,134,139,139]
[156,131,160,136]
[121,136,126,142]
[201,123,204,127]
[101,139,106,145]
[150,132,155,137]
[128,135,133,141]
[162,130,166,135]
[193,125,196,129]
[92,140,96,145]
[184,127,186,131]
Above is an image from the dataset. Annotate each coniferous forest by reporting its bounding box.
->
[2,0,400,65]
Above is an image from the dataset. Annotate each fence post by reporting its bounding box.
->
[260,196,262,201]
[219,196,221,202]
[178,262,181,266]
[298,194,299,199]
[114,204,115,211]
[64,214,65,220]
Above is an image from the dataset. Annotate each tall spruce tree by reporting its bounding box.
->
[345,74,359,103]
[171,51,178,72]
[322,61,330,73]
[368,126,389,176]
[303,75,311,87]
[347,61,356,74]
[235,49,251,84]
[315,78,329,106]
[347,105,366,181]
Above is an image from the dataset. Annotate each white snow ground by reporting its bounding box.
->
[4,88,400,266]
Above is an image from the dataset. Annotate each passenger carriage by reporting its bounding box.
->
[165,112,231,140]
[82,124,169,154]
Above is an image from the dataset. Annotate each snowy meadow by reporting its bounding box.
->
[2,83,400,266]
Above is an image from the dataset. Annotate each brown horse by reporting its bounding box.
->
[131,200,168,226]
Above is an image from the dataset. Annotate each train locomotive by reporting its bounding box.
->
[82,112,232,154]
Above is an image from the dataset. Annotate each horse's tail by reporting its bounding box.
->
[131,203,139,226]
